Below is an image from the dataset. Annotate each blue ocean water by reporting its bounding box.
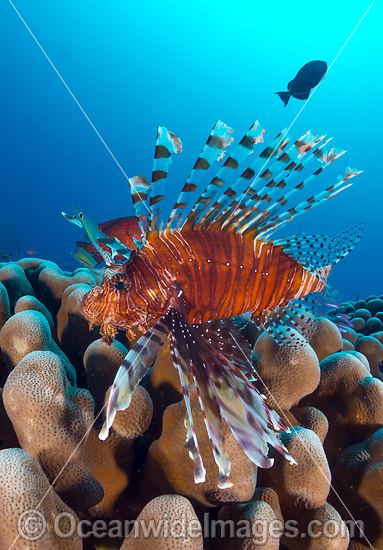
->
[0,0,381,301]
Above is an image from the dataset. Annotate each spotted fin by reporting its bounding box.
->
[167,121,234,232]
[99,319,169,440]
[273,223,363,280]
[256,298,319,348]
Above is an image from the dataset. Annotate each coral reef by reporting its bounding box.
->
[0,258,381,550]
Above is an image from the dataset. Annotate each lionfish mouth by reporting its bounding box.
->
[81,286,109,327]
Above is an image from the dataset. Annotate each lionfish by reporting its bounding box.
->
[64,121,362,488]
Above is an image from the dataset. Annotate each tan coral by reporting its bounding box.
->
[342,338,354,351]
[0,310,76,383]
[0,263,35,311]
[105,385,153,440]
[57,284,101,367]
[142,391,257,507]
[291,406,329,444]
[120,494,203,549]
[0,448,82,550]
[308,317,343,362]
[258,427,331,512]
[355,335,383,380]
[252,331,320,410]
[218,500,281,550]
[3,351,103,511]
[83,338,129,416]
[37,264,96,314]
[0,281,10,329]
[340,326,358,346]
[147,338,184,441]
[332,428,383,549]
[85,384,153,518]
[302,351,383,464]
[281,502,349,550]
[14,295,54,327]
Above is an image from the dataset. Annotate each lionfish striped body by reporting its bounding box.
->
[87,228,325,332]
[66,120,362,488]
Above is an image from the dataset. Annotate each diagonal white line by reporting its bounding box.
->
[7,0,151,217]
[230,331,374,549]
[229,1,374,221]
[7,329,159,550]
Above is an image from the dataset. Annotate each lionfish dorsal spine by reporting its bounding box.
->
[216,131,328,233]
[128,175,151,236]
[186,121,265,228]
[196,128,292,230]
[166,121,234,233]
[148,126,182,234]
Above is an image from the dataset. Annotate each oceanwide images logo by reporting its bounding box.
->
[16,509,365,544]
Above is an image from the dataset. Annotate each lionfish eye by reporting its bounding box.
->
[115,281,125,290]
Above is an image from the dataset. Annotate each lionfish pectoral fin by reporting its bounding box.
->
[99,319,170,441]
[254,298,318,349]
[163,291,232,488]
[163,289,294,487]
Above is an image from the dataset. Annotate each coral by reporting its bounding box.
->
[258,427,331,511]
[0,281,10,329]
[281,503,349,550]
[2,265,383,550]
[120,494,203,549]
[291,406,329,443]
[332,428,383,548]
[3,350,103,511]
[218,500,281,550]
[104,385,153,440]
[308,317,343,362]
[14,295,54,327]
[355,335,383,380]
[142,390,257,506]
[0,310,76,383]
[83,338,129,417]
[252,331,320,410]
[302,351,383,464]
[0,263,35,311]
[57,283,101,369]
[0,448,82,550]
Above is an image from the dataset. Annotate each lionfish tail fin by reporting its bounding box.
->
[99,320,169,440]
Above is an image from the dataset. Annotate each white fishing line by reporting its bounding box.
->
[8,0,151,215]
[6,328,159,550]
[230,1,374,219]
[230,331,375,550]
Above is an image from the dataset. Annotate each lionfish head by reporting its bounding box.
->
[80,271,137,331]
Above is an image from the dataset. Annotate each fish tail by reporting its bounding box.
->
[275,91,291,106]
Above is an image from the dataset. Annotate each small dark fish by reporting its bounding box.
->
[276,60,327,107]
